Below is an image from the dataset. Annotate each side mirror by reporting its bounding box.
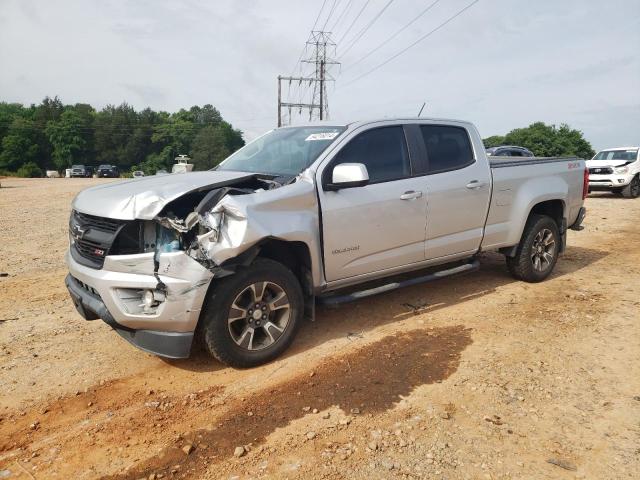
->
[325,163,369,191]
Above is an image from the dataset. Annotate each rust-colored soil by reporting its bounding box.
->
[0,178,639,480]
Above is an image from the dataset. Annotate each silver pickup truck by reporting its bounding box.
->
[65,118,587,367]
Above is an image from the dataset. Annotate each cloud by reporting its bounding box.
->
[0,0,638,146]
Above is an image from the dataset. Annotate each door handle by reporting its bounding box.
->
[400,190,423,200]
[466,180,486,189]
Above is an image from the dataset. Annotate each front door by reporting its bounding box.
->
[317,125,428,282]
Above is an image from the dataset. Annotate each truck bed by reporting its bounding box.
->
[481,155,585,251]
[489,156,580,168]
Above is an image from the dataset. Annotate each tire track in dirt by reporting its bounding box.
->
[95,326,472,480]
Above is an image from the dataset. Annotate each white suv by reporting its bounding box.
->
[587,147,640,198]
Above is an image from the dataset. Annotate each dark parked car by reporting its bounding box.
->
[97,165,120,178]
[486,146,534,157]
[70,165,93,178]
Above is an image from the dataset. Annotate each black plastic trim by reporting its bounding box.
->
[65,274,193,359]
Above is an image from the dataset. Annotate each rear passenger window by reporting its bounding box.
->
[332,126,410,183]
[419,125,474,172]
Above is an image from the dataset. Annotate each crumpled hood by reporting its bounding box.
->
[72,171,254,220]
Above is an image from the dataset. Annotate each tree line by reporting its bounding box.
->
[483,121,595,159]
[0,97,245,177]
[1,97,596,178]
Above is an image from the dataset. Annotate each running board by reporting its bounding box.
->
[317,260,480,306]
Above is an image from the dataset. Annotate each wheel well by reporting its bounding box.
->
[529,200,564,229]
[256,239,313,296]
[501,199,566,258]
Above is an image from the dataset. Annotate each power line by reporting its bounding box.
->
[311,0,329,31]
[342,0,442,72]
[321,0,341,31]
[290,0,328,75]
[336,0,371,45]
[338,0,395,60]
[330,0,353,33]
[342,0,481,86]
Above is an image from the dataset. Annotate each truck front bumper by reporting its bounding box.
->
[65,250,213,358]
[588,173,633,189]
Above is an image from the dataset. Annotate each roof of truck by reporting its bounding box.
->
[279,117,473,129]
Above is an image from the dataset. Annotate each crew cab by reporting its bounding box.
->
[587,147,640,198]
[65,118,587,367]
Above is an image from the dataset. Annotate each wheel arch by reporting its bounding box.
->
[501,198,566,257]
[199,238,315,327]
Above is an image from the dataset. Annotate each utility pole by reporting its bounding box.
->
[277,75,321,127]
[277,75,282,127]
[319,60,325,120]
[277,30,339,126]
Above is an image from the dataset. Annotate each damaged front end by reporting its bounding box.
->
[66,171,320,358]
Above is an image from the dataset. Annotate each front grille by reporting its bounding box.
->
[73,211,122,233]
[70,210,127,268]
[589,167,613,175]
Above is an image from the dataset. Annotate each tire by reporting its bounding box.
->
[200,258,303,368]
[506,215,560,283]
[621,175,640,198]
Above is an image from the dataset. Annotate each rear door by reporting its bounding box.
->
[317,125,428,282]
[417,124,492,260]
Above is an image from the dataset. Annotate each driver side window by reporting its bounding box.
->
[331,126,410,183]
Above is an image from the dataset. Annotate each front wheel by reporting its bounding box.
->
[621,176,640,198]
[200,258,303,368]
[506,215,560,283]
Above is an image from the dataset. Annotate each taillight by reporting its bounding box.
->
[582,167,589,199]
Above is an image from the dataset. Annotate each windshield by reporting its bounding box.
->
[593,149,638,161]
[217,126,346,176]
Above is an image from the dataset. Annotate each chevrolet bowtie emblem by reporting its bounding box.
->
[71,224,86,240]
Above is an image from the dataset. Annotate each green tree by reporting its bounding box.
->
[139,147,173,175]
[482,135,505,148]
[484,122,595,158]
[191,125,230,170]
[45,110,86,170]
[0,99,245,174]
[0,118,41,170]
[16,161,43,177]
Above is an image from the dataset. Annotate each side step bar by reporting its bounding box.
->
[317,259,480,306]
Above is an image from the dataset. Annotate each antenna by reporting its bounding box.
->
[417,102,426,117]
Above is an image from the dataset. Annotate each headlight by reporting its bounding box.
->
[614,166,629,174]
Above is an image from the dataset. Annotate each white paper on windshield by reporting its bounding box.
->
[305,132,339,141]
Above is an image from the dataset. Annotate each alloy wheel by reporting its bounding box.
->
[227,281,291,351]
[530,228,555,272]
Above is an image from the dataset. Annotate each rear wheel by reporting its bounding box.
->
[621,176,640,198]
[506,215,559,283]
[200,258,303,368]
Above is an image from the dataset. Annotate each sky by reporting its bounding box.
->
[1,0,639,150]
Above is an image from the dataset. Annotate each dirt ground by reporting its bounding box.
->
[0,177,638,480]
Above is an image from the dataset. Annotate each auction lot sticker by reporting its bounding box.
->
[306,132,339,141]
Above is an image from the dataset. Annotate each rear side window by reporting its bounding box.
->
[419,125,474,172]
[332,126,410,183]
